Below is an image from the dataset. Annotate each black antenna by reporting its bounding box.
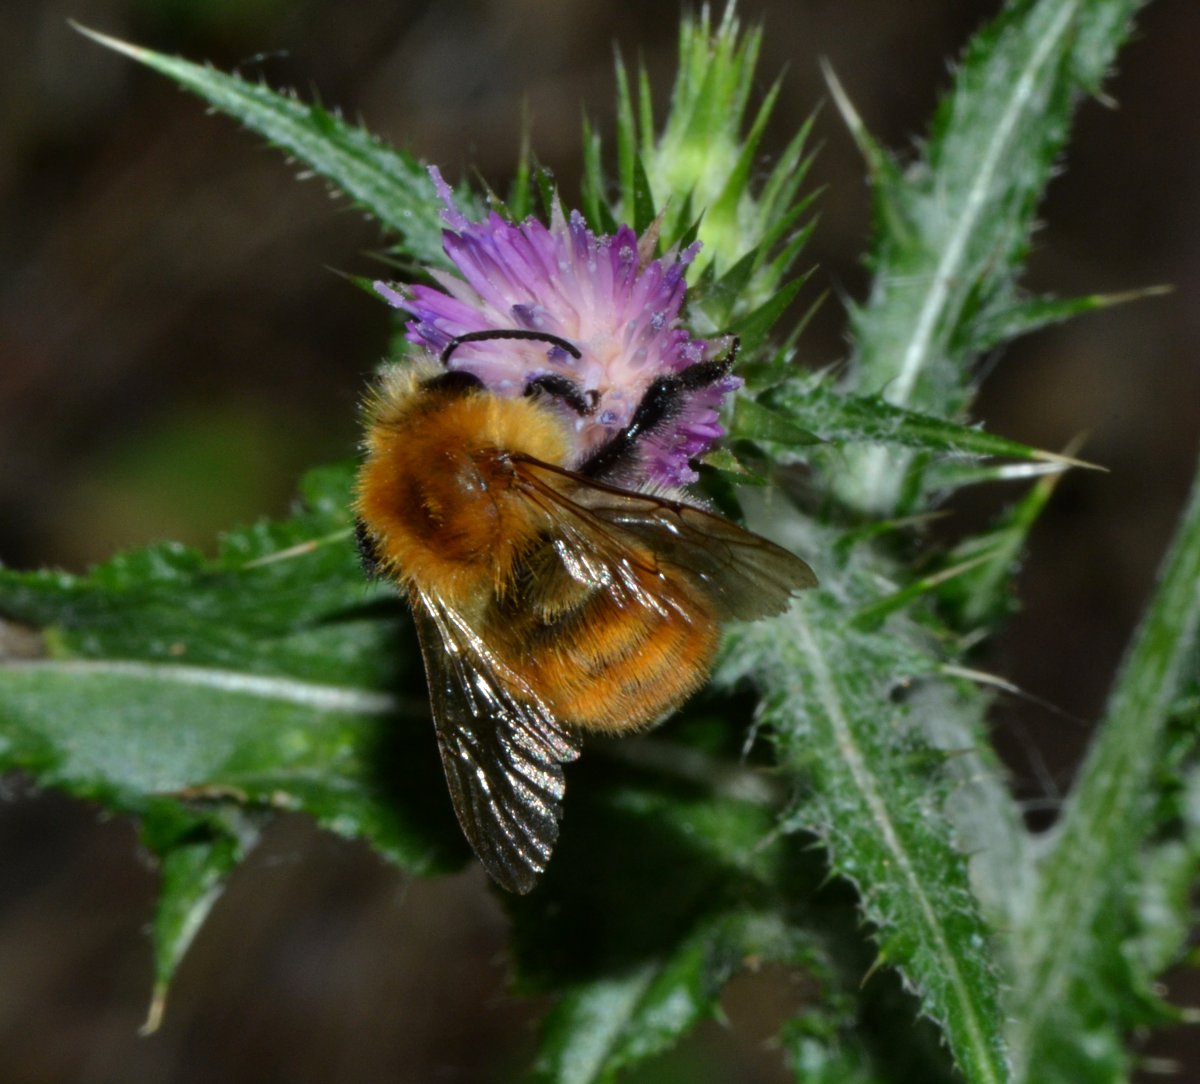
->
[441,329,582,366]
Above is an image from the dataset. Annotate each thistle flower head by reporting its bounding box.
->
[375,168,739,488]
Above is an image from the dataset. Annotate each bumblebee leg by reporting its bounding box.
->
[355,518,384,579]
[580,338,738,479]
[524,374,597,417]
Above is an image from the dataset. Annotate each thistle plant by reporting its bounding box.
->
[2,3,1196,1083]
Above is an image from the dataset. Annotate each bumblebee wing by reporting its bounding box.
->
[410,588,581,894]
[513,456,817,621]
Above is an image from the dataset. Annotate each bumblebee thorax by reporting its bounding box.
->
[355,371,573,602]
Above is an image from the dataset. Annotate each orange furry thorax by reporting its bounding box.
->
[355,368,572,607]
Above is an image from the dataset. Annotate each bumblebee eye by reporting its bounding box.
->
[420,369,486,396]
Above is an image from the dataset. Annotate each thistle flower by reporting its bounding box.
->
[375,167,739,488]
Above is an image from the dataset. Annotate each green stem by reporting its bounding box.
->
[1011,446,1200,1077]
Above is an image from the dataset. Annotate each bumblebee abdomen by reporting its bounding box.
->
[497,564,720,734]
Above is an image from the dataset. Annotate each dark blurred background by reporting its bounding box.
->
[1,1,1197,1081]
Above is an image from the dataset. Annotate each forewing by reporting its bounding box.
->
[513,457,817,621]
[410,589,580,894]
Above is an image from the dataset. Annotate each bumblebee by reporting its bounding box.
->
[355,332,815,891]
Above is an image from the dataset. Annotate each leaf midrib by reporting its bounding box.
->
[887,0,1079,410]
[793,616,1007,1084]
[1,659,400,715]
[855,0,1082,510]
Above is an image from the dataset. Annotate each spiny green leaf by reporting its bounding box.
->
[716,539,1013,1084]
[706,76,782,227]
[0,648,452,868]
[973,285,1172,351]
[1010,449,1200,1083]
[74,24,477,269]
[904,675,1037,942]
[631,153,657,238]
[614,51,638,228]
[598,6,817,326]
[535,165,559,222]
[742,379,1096,473]
[581,116,618,235]
[724,279,805,353]
[831,0,1146,515]
[0,466,388,685]
[938,463,1069,628]
[530,910,808,1084]
[509,757,790,990]
[140,801,263,1034]
[729,397,822,448]
[0,465,469,1017]
[507,111,535,222]
[512,737,899,1084]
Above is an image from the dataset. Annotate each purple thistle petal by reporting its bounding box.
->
[385,170,741,487]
